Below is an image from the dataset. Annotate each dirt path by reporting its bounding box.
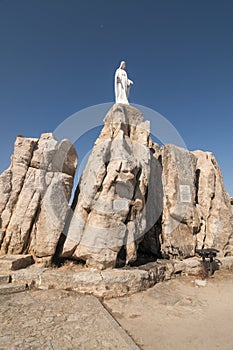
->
[104,270,233,350]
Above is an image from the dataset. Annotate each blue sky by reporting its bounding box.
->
[0,0,232,195]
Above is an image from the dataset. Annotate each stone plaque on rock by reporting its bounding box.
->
[179,185,191,203]
[113,199,129,211]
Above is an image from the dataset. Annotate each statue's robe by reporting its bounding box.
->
[114,62,133,104]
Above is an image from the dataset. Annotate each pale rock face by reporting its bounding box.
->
[160,144,200,258]
[193,151,233,256]
[0,137,38,233]
[0,134,77,264]
[159,145,233,258]
[61,104,161,269]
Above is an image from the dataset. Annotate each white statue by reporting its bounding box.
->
[114,61,133,104]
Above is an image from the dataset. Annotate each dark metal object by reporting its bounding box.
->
[195,248,220,276]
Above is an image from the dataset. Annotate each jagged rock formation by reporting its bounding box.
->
[0,105,232,269]
[0,133,77,264]
[61,104,162,268]
[61,104,232,268]
[160,146,233,258]
[160,145,200,258]
[193,151,233,255]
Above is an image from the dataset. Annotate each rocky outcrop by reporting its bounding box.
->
[61,104,232,268]
[160,145,200,258]
[193,151,233,256]
[160,146,233,258]
[61,104,162,268]
[0,105,232,269]
[0,133,77,264]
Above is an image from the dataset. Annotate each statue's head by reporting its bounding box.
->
[120,61,126,70]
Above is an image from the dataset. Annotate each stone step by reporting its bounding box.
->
[0,254,34,271]
[0,283,28,295]
[0,274,11,284]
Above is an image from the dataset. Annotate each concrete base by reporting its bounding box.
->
[10,257,203,298]
[0,256,232,298]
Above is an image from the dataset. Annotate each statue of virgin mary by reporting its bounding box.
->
[114,61,133,104]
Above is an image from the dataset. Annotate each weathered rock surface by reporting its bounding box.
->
[0,105,232,270]
[160,146,233,258]
[5,257,203,298]
[60,104,232,268]
[0,133,77,264]
[160,144,200,258]
[2,256,232,298]
[0,254,34,270]
[0,289,140,350]
[193,151,233,256]
[61,104,162,268]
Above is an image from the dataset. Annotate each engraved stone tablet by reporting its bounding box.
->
[113,199,129,211]
[179,185,191,203]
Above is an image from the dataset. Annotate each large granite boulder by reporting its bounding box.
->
[193,150,233,256]
[0,133,78,264]
[160,145,233,258]
[61,104,162,268]
[160,144,201,258]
